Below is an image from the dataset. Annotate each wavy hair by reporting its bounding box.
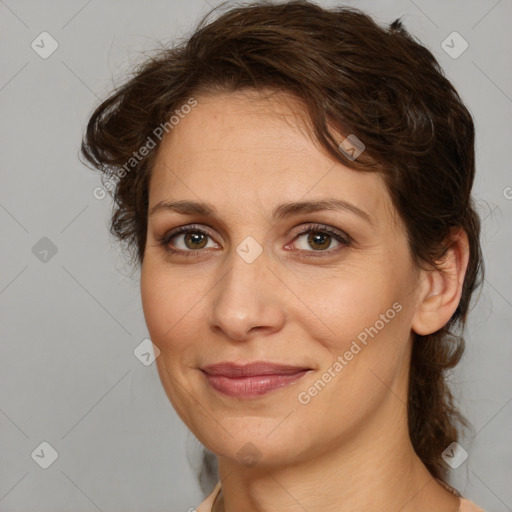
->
[81,0,484,491]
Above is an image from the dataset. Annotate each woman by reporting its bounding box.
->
[81,1,486,510]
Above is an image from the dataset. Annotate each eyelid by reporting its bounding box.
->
[157,222,352,256]
[158,223,219,248]
[289,223,351,243]
[285,223,351,255]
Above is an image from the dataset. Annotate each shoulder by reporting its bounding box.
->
[196,481,221,512]
[193,482,489,512]
[459,497,487,512]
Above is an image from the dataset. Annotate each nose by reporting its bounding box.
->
[208,247,287,342]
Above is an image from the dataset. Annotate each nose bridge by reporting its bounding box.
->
[219,226,269,296]
[209,238,284,340]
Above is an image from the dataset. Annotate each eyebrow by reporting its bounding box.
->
[149,198,374,226]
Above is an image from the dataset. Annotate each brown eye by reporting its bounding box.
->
[158,225,218,255]
[306,231,333,251]
[183,232,209,250]
[158,223,350,259]
[290,224,351,254]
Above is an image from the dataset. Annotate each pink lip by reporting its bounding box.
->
[201,361,311,398]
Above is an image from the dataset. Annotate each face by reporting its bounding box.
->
[140,89,423,468]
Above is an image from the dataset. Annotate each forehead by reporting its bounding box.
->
[149,90,397,227]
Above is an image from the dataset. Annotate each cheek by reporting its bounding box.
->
[140,264,218,375]
[140,268,166,344]
[293,305,410,438]
[140,265,206,423]
[291,264,412,400]
[140,266,191,351]
[293,267,401,346]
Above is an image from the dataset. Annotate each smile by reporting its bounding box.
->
[200,361,312,399]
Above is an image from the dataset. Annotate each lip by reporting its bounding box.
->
[200,361,312,398]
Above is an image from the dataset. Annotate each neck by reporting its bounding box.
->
[214,389,459,512]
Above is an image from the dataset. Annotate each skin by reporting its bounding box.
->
[140,89,469,512]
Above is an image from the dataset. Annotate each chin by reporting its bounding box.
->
[195,416,316,470]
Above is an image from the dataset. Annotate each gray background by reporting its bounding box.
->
[1,0,511,511]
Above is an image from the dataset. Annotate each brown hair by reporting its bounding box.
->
[81,0,484,487]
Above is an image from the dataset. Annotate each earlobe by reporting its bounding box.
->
[411,229,470,336]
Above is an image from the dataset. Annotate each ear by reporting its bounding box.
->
[411,228,470,336]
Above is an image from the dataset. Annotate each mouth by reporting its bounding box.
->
[200,361,312,399]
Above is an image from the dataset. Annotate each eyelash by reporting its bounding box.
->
[155,223,352,259]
